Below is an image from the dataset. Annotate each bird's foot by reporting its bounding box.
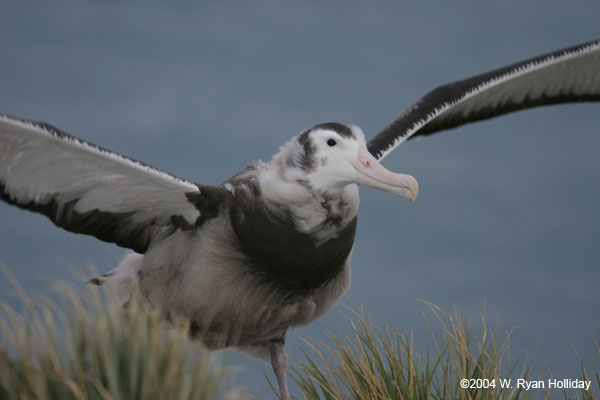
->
[270,338,290,400]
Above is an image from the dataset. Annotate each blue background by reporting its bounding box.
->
[1,2,599,398]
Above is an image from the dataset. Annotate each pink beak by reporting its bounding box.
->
[351,147,419,201]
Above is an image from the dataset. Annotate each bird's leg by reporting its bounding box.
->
[270,338,290,400]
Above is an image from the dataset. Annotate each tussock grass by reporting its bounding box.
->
[2,264,598,400]
[0,268,240,400]
[289,303,599,400]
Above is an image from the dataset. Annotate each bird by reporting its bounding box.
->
[1,39,599,399]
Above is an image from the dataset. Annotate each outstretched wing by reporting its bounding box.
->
[0,114,223,253]
[367,39,600,160]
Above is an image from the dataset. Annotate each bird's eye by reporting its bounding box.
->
[327,139,337,147]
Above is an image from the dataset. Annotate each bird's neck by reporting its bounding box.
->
[256,165,360,242]
[229,169,358,296]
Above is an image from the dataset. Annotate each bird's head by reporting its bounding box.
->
[272,122,418,201]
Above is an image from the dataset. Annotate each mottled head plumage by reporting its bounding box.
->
[304,123,356,139]
[294,123,361,173]
[262,121,417,208]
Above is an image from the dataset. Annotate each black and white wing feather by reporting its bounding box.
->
[368,39,600,160]
[0,115,219,253]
